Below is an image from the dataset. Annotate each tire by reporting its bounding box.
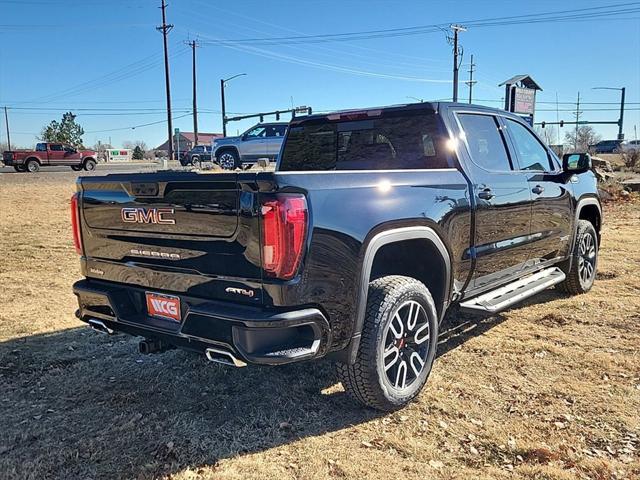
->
[557,220,598,295]
[13,165,27,172]
[336,275,439,411]
[26,159,40,173]
[216,149,240,170]
[71,165,83,171]
[83,158,96,171]
[191,155,200,168]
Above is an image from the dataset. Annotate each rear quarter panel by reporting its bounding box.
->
[257,169,472,350]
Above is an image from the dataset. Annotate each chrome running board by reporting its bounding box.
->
[460,267,566,313]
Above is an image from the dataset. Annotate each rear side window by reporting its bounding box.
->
[279,112,452,171]
[505,119,552,171]
[457,114,512,172]
[50,144,63,151]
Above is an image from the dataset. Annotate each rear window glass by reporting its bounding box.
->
[279,112,453,171]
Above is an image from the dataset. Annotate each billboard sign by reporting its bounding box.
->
[512,87,536,115]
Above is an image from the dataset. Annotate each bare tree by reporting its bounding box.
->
[564,126,601,152]
[534,125,558,146]
[122,140,148,151]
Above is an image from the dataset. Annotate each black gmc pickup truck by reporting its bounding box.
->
[72,102,601,410]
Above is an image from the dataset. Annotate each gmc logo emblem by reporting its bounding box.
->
[121,207,175,225]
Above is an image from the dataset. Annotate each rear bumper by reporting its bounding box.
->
[73,279,331,365]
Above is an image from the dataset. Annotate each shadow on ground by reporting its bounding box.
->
[0,290,564,479]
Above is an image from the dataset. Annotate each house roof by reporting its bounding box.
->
[179,132,223,144]
[155,132,224,151]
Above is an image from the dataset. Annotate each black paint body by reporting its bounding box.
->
[73,103,600,364]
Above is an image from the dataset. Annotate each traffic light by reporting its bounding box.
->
[541,121,546,129]
[276,111,280,121]
[560,120,564,128]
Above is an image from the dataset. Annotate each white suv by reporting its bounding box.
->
[212,123,288,169]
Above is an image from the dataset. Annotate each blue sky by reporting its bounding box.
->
[1,0,639,149]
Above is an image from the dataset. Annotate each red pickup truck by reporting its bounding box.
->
[2,142,97,173]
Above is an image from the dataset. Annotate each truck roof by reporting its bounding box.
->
[290,102,512,126]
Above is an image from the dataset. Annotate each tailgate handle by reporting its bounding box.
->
[131,182,159,197]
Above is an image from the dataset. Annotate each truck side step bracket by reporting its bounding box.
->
[460,267,566,313]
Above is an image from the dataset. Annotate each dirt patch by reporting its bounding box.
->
[1,172,639,480]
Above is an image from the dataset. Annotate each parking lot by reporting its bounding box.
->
[0,170,638,479]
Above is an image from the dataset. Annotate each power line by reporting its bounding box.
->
[196,2,640,45]
[84,113,191,134]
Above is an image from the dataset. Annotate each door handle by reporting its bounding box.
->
[478,188,494,200]
[532,185,545,195]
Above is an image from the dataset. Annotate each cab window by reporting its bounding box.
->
[457,114,513,172]
[35,143,47,152]
[505,119,553,171]
[245,126,266,138]
[50,144,63,152]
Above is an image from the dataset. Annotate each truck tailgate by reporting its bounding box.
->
[78,172,263,303]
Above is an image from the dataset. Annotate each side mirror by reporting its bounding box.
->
[257,157,270,169]
[241,134,248,141]
[562,153,591,174]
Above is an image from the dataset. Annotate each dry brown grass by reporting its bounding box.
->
[0,171,639,480]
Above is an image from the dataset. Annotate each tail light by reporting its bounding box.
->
[261,194,308,280]
[71,193,83,255]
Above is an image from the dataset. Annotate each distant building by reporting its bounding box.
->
[155,132,223,157]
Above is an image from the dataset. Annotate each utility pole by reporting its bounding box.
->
[573,92,582,151]
[157,0,174,166]
[186,39,199,146]
[3,106,11,151]
[618,87,625,140]
[450,24,466,102]
[220,79,226,137]
[466,54,476,104]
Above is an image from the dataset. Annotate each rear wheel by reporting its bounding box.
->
[26,159,40,173]
[83,158,96,171]
[217,150,239,170]
[557,220,598,294]
[336,275,438,411]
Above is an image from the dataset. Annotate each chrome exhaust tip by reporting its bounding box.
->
[205,347,247,368]
[87,318,114,335]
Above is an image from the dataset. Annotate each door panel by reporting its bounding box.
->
[241,126,267,160]
[501,118,573,266]
[455,112,533,290]
[266,124,286,159]
[47,144,65,165]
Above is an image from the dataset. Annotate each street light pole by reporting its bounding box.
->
[593,86,626,140]
[220,73,247,137]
